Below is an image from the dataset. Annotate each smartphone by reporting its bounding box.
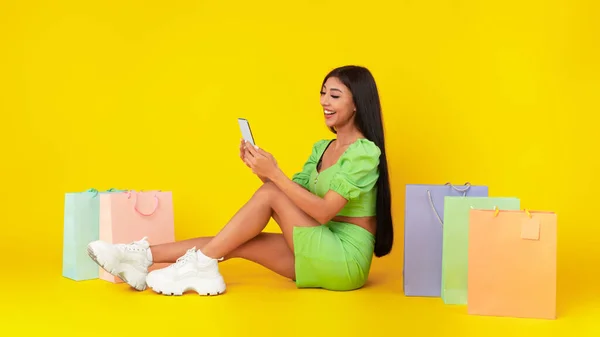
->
[237,118,255,146]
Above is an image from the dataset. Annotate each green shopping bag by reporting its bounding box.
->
[62,188,125,281]
[441,196,520,304]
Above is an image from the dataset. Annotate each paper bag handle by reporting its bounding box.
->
[87,188,124,198]
[426,182,471,226]
[126,190,159,216]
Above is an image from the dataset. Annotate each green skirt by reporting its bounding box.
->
[292,221,375,291]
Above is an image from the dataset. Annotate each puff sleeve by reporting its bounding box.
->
[292,140,330,190]
[329,139,381,200]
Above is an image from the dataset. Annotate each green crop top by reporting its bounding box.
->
[291,138,381,217]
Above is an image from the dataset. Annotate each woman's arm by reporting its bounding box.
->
[269,169,347,224]
[243,140,380,225]
[243,142,347,224]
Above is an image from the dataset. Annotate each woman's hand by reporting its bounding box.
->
[243,141,280,181]
[240,139,271,183]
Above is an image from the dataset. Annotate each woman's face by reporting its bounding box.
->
[320,76,356,129]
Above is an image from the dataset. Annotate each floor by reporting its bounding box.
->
[2,259,598,336]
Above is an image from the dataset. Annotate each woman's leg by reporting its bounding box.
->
[149,181,321,279]
[151,182,318,258]
[199,182,320,258]
[144,182,321,295]
[150,232,295,280]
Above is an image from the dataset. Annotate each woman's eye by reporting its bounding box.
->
[331,95,340,99]
[319,91,325,95]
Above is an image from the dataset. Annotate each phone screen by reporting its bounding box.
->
[238,118,255,146]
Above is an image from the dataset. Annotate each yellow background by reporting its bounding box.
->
[1,0,598,335]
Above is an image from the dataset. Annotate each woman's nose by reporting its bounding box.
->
[320,96,328,106]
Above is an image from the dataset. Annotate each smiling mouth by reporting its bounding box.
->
[324,110,336,116]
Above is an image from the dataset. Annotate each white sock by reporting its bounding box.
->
[197,249,223,262]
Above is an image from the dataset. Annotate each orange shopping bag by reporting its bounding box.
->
[467,209,557,319]
[99,190,176,283]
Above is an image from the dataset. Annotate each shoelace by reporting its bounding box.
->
[124,237,148,252]
[170,248,197,268]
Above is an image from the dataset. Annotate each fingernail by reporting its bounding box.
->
[254,145,259,149]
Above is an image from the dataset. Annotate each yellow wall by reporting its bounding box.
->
[1,1,598,297]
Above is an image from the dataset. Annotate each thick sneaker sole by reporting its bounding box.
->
[147,276,226,296]
[86,243,148,291]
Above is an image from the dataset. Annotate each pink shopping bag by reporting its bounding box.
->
[99,190,175,283]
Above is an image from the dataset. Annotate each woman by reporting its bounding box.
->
[87,65,394,296]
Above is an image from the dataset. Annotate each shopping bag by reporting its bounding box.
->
[467,209,557,319]
[440,196,520,304]
[403,182,488,297]
[99,190,176,283]
[62,188,125,281]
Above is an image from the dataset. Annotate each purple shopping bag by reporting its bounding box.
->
[403,182,488,297]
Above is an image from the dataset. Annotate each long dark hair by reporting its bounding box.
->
[322,65,393,257]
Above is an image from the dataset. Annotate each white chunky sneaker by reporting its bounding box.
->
[145,247,226,296]
[87,237,153,291]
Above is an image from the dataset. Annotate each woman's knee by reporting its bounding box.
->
[253,181,281,203]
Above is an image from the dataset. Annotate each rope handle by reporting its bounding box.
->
[484,207,531,218]
[126,190,159,216]
[426,182,471,226]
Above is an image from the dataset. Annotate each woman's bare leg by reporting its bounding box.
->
[200,182,320,258]
[150,186,275,262]
[149,182,320,279]
[151,232,295,280]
